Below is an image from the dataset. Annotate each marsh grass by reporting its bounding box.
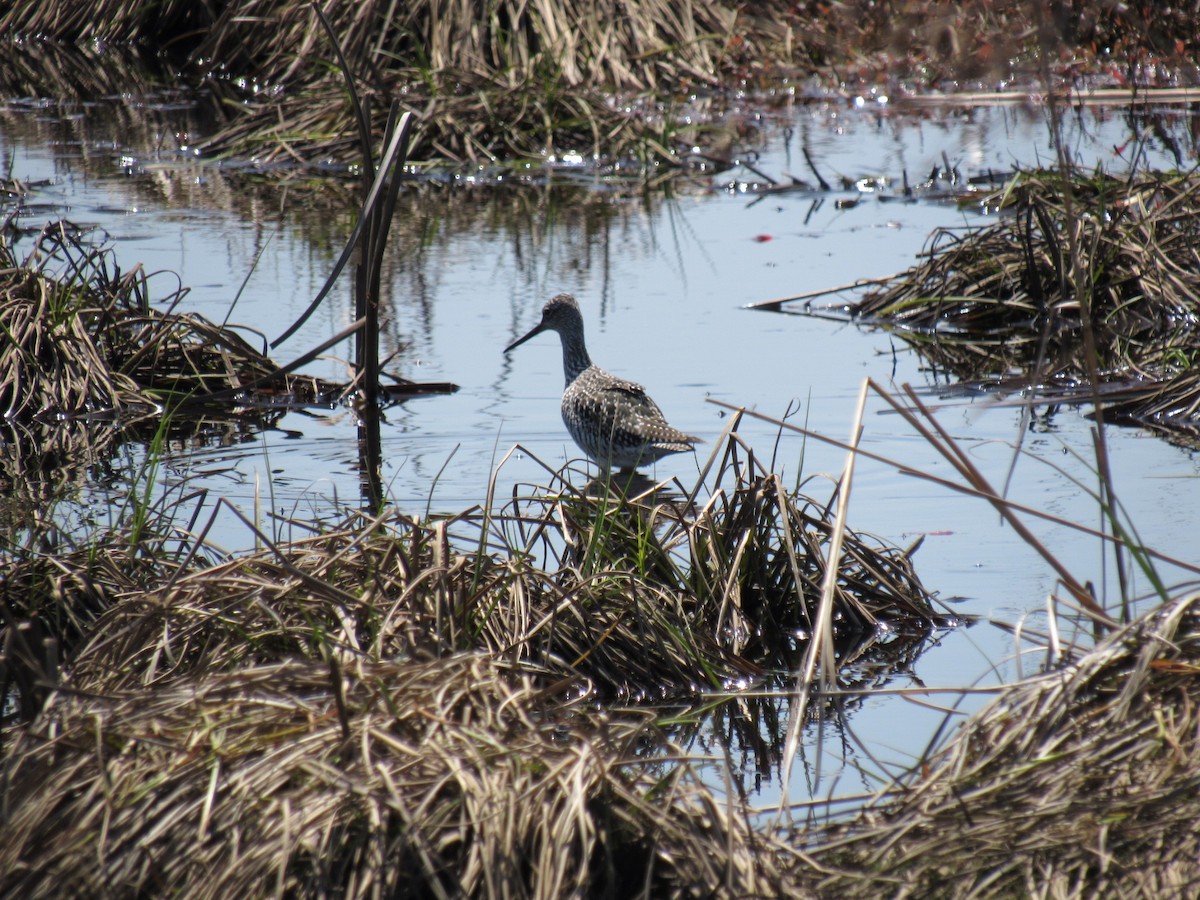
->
[0,419,943,895]
[1,222,148,422]
[831,169,1200,442]
[30,427,944,703]
[20,590,1200,897]
[9,1,1196,168]
[0,219,454,427]
[0,458,216,722]
[1,220,287,417]
[795,588,1200,897]
[851,170,1200,373]
[1,652,800,898]
[135,0,755,166]
[497,432,945,685]
[705,385,1200,896]
[6,383,1197,896]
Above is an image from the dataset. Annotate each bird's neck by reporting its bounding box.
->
[561,332,592,385]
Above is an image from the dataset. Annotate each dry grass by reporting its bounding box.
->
[851,171,1200,375]
[13,432,944,703]
[796,589,1200,898]
[5,1,1198,167]
[839,170,1200,440]
[0,425,945,895]
[1,220,276,417]
[2,652,799,898]
[0,219,455,427]
[5,422,1197,896]
[693,387,1200,898]
[1,222,150,421]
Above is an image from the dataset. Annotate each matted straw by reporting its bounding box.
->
[795,590,1200,898]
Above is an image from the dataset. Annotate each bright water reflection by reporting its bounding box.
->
[3,94,1199,804]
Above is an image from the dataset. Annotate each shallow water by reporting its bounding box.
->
[3,91,1199,804]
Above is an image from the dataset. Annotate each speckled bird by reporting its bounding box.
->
[504,293,700,471]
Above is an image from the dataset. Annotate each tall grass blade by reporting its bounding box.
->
[779,377,868,807]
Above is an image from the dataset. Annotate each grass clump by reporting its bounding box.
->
[493,435,946,695]
[1,652,797,898]
[797,589,1200,898]
[44,431,945,703]
[843,169,1200,440]
[0,526,204,720]
[0,222,150,422]
[1,428,945,896]
[0,219,454,429]
[1,220,296,419]
[851,170,1200,377]
[7,1,1199,168]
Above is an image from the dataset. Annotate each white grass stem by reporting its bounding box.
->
[778,377,870,817]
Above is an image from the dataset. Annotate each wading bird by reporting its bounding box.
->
[505,293,700,472]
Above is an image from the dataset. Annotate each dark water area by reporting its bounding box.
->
[3,84,1200,802]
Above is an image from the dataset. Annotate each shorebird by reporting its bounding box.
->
[504,293,701,471]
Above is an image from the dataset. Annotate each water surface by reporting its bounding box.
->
[3,92,1198,803]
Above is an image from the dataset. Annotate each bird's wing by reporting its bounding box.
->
[602,377,666,417]
[597,380,696,445]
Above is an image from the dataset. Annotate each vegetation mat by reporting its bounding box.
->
[846,169,1200,444]
[0,219,451,423]
[2,653,800,897]
[4,2,1200,166]
[797,589,1200,899]
[1,436,949,896]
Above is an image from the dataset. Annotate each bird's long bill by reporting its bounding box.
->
[503,322,545,354]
